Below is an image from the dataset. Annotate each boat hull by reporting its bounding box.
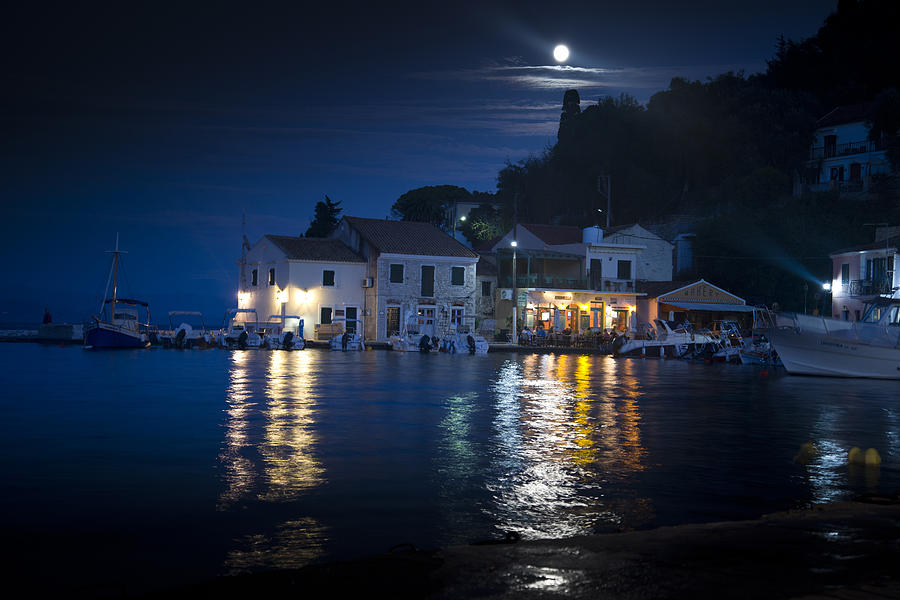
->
[767,327,900,379]
[84,322,150,349]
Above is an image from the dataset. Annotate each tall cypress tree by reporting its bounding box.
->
[305,196,342,237]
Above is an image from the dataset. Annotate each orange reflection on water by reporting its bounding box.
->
[487,354,653,540]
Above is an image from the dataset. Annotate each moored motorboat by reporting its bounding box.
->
[264,314,306,350]
[763,299,900,378]
[159,311,216,349]
[329,318,364,351]
[439,315,489,354]
[613,319,717,358]
[219,308,262,349]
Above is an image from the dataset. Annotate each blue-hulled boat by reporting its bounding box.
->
[84,237,152,349]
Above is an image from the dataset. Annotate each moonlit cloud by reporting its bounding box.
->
[415,60,762,98]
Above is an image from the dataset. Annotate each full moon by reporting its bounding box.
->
[553,44,569,63]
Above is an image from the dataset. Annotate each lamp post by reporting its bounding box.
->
[511,239,518,345]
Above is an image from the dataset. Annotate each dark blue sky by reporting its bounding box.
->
[2,1,837,323]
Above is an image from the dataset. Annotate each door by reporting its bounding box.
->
[386,306,400,337]
[345,307,358,333]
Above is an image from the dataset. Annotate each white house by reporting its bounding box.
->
[488,223,651,334]
[799,102,891,195]
[333,216,480,342]
[238,235,367,340]
[829,226,899,321]
[603,223,674,282]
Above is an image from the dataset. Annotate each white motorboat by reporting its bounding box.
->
[329,318,364,351]
[390,312,435,352]
[710,320,745,363]
[264,314,305,350]
[763,299,900,378]
[613,319,719,358]
[439,316,489,354]
[219,308,262,349]
[159,311,217,349]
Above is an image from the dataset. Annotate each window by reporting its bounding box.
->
[320,306,332,325]
[617,260,631,280]
[841,263,849,286]
[251,268,258,286]
[451,307,464,328]
[389,263,404,283]
[268,268,275,286]
[421,265,434,297]
[323,270,335,286]
[481,280,491,297]
[451,266,465,286]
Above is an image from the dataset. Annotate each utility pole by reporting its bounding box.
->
[597,175,611,228]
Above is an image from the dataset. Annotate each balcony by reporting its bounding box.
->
[809,139,885,161]
[498,274,635,292]
[847,279,893,297]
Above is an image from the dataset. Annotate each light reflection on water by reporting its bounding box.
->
[1,344,898,592]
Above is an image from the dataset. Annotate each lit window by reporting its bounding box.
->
[251,269,258,287]
[268,268,275,286]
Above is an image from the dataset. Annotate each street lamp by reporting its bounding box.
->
[511,239,518,345]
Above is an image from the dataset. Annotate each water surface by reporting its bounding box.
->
[1,344,897,593]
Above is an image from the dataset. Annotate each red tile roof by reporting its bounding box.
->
[817,102,875,128]
[343,216,479,258]
[521,223,582,245]
[265,235,365,262]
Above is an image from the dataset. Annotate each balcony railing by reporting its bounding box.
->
[498,274,635,292]
[809,139,886,161]
[847,279,893,297]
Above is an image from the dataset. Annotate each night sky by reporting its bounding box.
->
[3,1,836,323]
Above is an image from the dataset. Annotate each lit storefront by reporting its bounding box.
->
[522,289,639,334]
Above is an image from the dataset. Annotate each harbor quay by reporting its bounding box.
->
[150,498,900,599]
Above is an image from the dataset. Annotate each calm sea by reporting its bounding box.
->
[1,343,897,594]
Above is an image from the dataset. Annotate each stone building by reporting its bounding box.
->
[334,216,480,342]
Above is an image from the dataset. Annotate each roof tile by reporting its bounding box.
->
[343,216,479,258]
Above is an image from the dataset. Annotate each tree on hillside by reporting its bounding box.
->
[305,195,342,237]
[391,185,471,229]
[765,0,900,107]
[460,203,506,244]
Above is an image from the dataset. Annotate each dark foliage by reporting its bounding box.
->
[305,195,342,238]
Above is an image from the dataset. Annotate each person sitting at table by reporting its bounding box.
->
[519,327,532,345]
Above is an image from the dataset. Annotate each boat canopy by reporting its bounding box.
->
[662,301,756,313]
[105,298,149,307]
[169,310,203,316]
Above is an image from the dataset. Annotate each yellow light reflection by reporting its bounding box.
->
[218,350,327,570]
[487,354,652,540]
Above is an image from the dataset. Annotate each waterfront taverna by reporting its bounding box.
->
[635,279,756,330]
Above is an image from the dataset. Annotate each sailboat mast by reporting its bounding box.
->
[111,234,120,322]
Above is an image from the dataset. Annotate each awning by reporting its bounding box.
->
[662,301,757,313]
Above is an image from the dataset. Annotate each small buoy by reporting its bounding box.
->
[794,441,818,464]
[760,369,769,377]
[848,446,864,465]
[865,448,882,466]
